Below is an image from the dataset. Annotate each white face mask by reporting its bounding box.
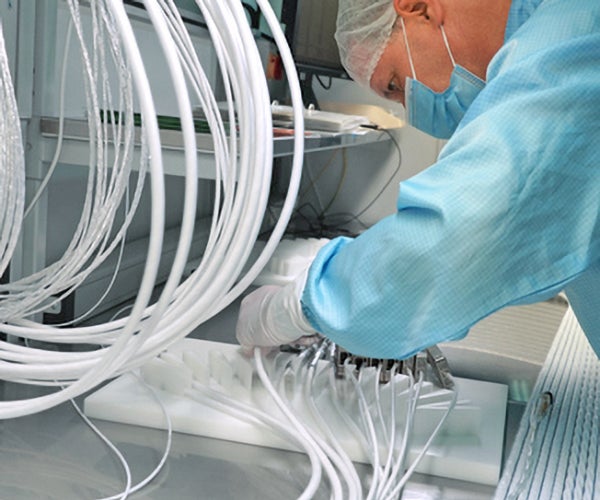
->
[401,18,486,139]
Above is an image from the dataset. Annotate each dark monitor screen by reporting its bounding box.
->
[281,0,348,79]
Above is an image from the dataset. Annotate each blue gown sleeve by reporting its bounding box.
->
[300,16,600,359]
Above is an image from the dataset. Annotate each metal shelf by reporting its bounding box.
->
[39,117,393,179]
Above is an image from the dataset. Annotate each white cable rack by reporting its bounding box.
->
[84,338,508,488]
[495,307,600,499]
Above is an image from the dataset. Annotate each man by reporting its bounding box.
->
[236,0,600,359]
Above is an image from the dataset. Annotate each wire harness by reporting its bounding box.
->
[86,338,472,499]
[0,0,305,418]
[262,339,458,499]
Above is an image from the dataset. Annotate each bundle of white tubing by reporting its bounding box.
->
[0,23,25,281]
[1,0,142,321]
[247,347,458,499]
[0,0,305,418]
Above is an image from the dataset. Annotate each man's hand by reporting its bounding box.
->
[235,276,316,351]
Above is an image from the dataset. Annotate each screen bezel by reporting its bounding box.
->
[280,0,349,81]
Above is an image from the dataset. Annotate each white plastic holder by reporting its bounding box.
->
[84,338,507,486]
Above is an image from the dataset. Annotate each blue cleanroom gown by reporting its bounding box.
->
[300,0,600,359]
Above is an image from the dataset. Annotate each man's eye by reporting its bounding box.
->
[387,80,400,92]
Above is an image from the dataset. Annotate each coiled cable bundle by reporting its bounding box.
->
[0,0,305,418]
[0,22,25,282]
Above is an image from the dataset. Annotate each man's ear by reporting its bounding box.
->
[393,0,444,24]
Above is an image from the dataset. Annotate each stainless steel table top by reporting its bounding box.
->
[0,298,525,499]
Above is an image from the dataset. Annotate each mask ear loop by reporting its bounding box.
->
[439,24,457,68]
[399,17,417,79]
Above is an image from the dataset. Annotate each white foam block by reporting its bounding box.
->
[253,238,330,286]
[84,339,507,486]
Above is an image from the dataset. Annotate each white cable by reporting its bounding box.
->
[305,364,363,500]
[0,0,142,323]
[68,372,173,500]
[23,20,73,219]
[327,367,373,465]
[186,382,324,500]
[376,363,399,499]
[100,374,173,500]
[346,363,381,500]
[378,370,421,499]
[0,0,166,417]
[374,363,389,443]
[0,0,306,435]
[52,182,130,328]
[68,397,133,500]
[383,387,458,500]
[0,21,25,278]
[292,352,359,499]
[254,348,343,500]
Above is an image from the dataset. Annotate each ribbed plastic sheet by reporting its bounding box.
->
[495,307,600,499]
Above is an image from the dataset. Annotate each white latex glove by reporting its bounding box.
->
[235,273,316,351]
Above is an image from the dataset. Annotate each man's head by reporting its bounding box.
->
[336,0,512,105]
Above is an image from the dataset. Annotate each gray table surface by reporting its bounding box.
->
[0,299,524,499]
